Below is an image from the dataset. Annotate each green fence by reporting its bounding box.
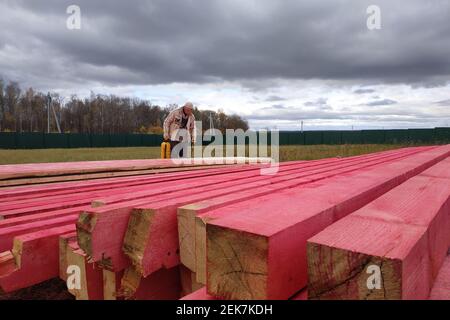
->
[0,128,449,149]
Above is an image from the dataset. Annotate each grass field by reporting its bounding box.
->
[0,144,421,165]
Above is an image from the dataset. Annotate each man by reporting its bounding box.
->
[163,102,197,158]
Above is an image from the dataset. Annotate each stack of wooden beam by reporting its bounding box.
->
[0,157,269,187]
[0,146,449,300]
[0,158,267,298]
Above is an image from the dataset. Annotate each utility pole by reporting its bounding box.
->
[46,93,62,133]
[301,120,304,133]
[47,92,51,133]
[51,99,62,133]
[209,112,214,130]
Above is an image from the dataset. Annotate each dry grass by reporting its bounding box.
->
[0,144,419,165]
[277,144,413,161]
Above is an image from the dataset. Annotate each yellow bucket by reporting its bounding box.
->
[161,141,171,159]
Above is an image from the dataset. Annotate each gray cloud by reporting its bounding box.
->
[246,107,444,123]
[1,0,450,90]
[366,99,398,106]
[271,104,286,109]
[354,88,375,94]
[265,95,286,102]
[304,98,332,110]
[435,99,450,106]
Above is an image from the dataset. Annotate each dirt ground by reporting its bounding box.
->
[0,278,74,300]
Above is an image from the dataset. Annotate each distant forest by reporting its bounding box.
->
[0,79,249,134]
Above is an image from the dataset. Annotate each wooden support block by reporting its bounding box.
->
[180,264,203,297]
[206,145,450,300]
[124,147,420,278]
[66,246,104,300]
[59,232,77,281]
[0,224,75,292]
[0,251,16,276]
[429,255,450,300]
[119,265,181,300]
[307,159,450,300]
[103,269,124,300]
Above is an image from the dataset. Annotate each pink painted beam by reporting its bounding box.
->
[78,159,347,270]
[0,206,89,229]
[180,287,217,300]
[291,289,308,300]
[307,157,450,299]
[0,158,270,180]
[0,163,270,208]
[205,145,450,299]
[0,224,75,292]
[0,214,79,251]
[0,163,260,200]
[124,146,423,277]
[429,254,450,300]
[120,266,181,300]
[180,147,426,278]
[0,162,297,219]
[0,251,15,276]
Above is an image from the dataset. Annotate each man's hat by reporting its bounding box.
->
[184,102,194,109]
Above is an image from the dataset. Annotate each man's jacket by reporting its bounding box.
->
[163,107,197,142]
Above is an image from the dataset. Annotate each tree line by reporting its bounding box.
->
[0,79,249,134]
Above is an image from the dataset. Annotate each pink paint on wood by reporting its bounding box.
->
[138,146,423,277]
[0,224,75,292]
[291,288,308,300]
[429,255,450,300]
[74,248,104,300]
[84,159,348,269]
[206,145,450,299]
[0,251,16,276]
[0,158,268,180]
[0,163,275,211]
[0,163,257,200]
[133,266,181,300]
[0,214,79,251]
[180,287,217,300]
[308,157,450,299]
[0,205,89,228]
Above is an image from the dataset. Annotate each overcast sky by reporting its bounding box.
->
[1,0,449,130]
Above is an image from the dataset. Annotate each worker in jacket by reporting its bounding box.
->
[163,102,197,158]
